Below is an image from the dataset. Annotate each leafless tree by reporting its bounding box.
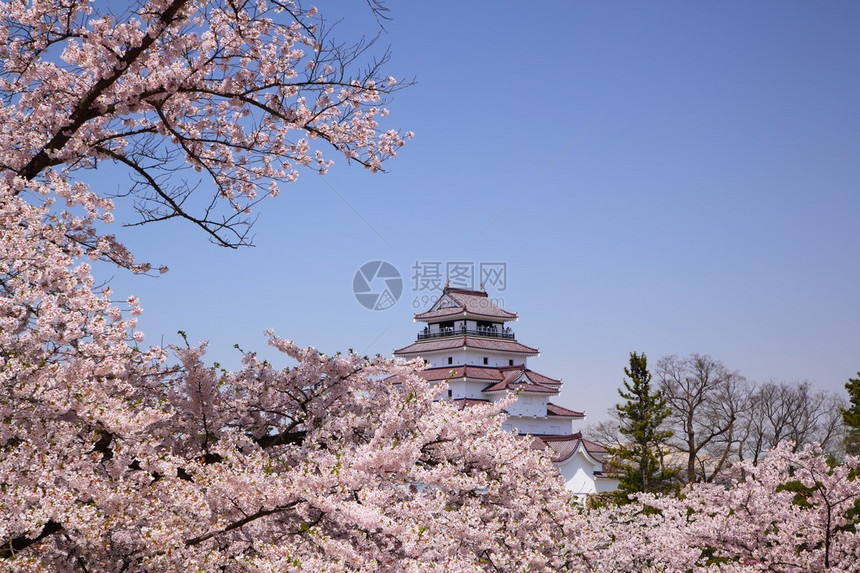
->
[600,355,846,483]
[585,415,624,450]
[655,354,751,483]
[737,381,846,464]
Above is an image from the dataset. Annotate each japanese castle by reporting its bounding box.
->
[394,286,617,497]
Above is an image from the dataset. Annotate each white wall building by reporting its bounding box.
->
[394,286,618,498]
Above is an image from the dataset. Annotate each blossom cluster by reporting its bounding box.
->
[2,0,411,248]
[582,443,860,572]
[0,1,593,570]
[4,1,860,571]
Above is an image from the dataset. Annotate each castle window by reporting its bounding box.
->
[483,357,488,365]
[447,357,453,365]
[509,359,514,366]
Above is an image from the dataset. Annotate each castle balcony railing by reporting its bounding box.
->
[417,327,515,340]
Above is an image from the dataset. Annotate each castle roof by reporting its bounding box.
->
[481,365,560,394]
[390,286,614,494]
[546,403,585,418]
[413,365,505,382]
[408,363,556,383]
[484,381,557,394]
[393,336,538,357]
[503,366,560,387]
[536,433,607,463]
[414,287,517,322]
[450,398,493,409]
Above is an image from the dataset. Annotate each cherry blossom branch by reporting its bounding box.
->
[16,0,191,181]
[0,521,63,559]
[184,502,301,547]
[97,145,251,247]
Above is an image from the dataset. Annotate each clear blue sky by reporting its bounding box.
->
[96,1,860,423]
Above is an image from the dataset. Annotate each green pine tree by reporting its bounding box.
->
[610,352,678,503]
[842,372,860,455]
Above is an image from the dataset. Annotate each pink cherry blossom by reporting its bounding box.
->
[580,443,860,572]
[0,2,592,570]
[6,1,857,570]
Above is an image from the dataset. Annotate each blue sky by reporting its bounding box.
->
[96,1,860,422]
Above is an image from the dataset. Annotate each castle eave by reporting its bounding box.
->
[394,336,539,357]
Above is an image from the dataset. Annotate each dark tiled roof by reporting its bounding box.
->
[581,438,609,455]
[499,368,523,386]
[414,365,505,382]
[384,365,563,398]
[546,402,585,418]
[480,365,560,395]
[393,336,538,356]
[414,288,517,321]
[394,364,566,402]
[534,433,583,463]
[450,398,493,409]
[536,434,610,462]
[483,379,558,394]
[517,369,561,387]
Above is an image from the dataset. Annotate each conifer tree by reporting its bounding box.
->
[611,352,678,502]
[842,372,860,455]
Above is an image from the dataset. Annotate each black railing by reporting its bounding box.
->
[417,328,515,340]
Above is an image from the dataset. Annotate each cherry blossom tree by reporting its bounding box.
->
[3,0,412,250]
[656,444,860,571]
[1,314,583,569]
[0,1,587,570]
[581,443,860,572]
[12,2,859,571]
[0,153,584,569]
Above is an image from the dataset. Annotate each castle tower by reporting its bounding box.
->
[394,286,618,497]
